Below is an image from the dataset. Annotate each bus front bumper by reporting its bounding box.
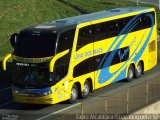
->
[13,93,57,104]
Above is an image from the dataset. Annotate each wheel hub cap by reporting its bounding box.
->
[84,84,89,95]
[71,88,77,100]
[137,66,142,75]
[129,69,133,78]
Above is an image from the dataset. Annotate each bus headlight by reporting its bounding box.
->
[14,90,19,94]
[13,87,56,97]
[43,88,55,96]
[43,91,52,96]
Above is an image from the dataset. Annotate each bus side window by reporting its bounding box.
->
[143,14,152,29]
[132,16,143,32]
[106,20,119,38]
[111,47,129,65]
[57,28,75,53]
[76,26,93,50]
[93,23,106,42]
[119,17,131,34]
[54,64,69,82]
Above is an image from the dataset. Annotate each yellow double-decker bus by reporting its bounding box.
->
[3,7,157,104]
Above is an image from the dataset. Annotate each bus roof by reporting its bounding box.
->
[52,7,151,24]
[21,7,152,33]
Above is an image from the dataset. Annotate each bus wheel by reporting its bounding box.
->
[80,81,90,99]
[127,65,134,82]
[135,62,143,78]
[69,84,78,104]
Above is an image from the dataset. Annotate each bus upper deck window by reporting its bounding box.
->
[57,28,75,53]
[76,26,93,50]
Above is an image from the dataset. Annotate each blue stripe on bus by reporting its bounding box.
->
[98,12,154,84]
[113,13,154,83]
[132,14,154,62]
[97,13,143,71]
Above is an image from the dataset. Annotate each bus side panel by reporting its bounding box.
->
[145,25,157,71]
[70,9,157,92]
[94,23,156,90]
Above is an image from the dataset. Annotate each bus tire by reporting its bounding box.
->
[69,84,78,104]
[127,65,134,82]
[80,80,90,99]
[135,62,143,78]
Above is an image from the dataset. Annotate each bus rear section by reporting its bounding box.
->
[71,8,157,91]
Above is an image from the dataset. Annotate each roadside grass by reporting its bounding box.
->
[0,0,79,87]
[65,0,160,26]
[0,0,159,58]
[0,0,80,58]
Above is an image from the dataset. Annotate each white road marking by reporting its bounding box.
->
[36,103,81,120]
[0,87,11,92]
[0,101,13,108]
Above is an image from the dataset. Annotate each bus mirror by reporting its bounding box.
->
[3,54,12,71]
[10,33,18,48]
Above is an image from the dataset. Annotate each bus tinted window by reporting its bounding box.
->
[111,47,129,65]
[54,64,69,82]
[53,52,71,82]
[119,17,132,34]
[107,20,119,38]
[76,26,93,50]
[75,12,155,48]
[73,57,94,78]
[142,13,154,28]
[131,12,154,32]
[132,17,143,32]
[14,32,57,58]
[57,28,75,53]
[93,23,106,42]
[143,15,152,28]
[73,46,129,77]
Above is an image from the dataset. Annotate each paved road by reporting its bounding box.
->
[0,40,159,120]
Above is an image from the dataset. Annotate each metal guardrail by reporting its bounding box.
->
[131,0,160,10]
[45,74,160,120]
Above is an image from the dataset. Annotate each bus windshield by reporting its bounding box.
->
[13,28,76,88]
[13,62,53,88]
[14,31,57,58]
